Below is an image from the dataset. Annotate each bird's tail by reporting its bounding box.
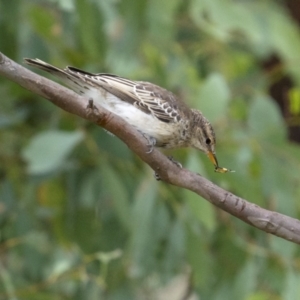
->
[24,58,93,94]
[24,58,71,79]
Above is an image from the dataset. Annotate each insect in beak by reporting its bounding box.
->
[207,151,235,173]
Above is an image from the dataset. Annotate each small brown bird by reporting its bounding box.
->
[24,58,232,173]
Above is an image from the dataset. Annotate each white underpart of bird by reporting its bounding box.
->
[90,89,178,143]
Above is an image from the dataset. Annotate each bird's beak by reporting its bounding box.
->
[207,150,234,173]
[207,151,218,167]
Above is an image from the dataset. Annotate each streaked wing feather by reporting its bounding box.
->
[133,83,184,123]
[25,60,186,123]
[66,67,186,123]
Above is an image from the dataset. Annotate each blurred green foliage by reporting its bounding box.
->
[1,0,300,299]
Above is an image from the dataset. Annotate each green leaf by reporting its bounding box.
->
[268,8,300,84]
[163,219,186,273]
[282,269,300,300]
[232,259,257,300]
[75,0,106,62]
[0,0,19,57]
[184,190,216,232]
[248,95,286,142]
[246,292,274,300]
[260,151,297,217]
[186,225,212,288]
[197,73,230,123]
[22,130,84,174]
[146,0,181,45]
[269,234,297,261]
[102,164,131,230]
[189,0,262,44]
[129,179,158,275]
[28,4,60,43]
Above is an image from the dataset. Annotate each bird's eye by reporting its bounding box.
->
[206,138,211,145]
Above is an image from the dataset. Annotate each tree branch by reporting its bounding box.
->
[1,52,300,244]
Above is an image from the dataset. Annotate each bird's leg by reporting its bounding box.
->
[154,156,182,181]
[86,99,115,136]
[167,156,182,169]
[86,98,100,121]
[138,131,156,153]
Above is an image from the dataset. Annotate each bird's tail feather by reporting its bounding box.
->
[24,58,93,94]
[24,58,70,78]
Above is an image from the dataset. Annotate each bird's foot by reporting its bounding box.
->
[138,131,156,153]
[167,156,182,169]
[86,99,115,136]
[154,156,182,181]
[86,98,100,121]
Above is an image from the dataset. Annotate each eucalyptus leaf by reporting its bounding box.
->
[102,164,131,230]
[22,130,84,175]
[233,259,257,300]
[282,270,300,300]
[248,95,286,142]
[197,73,230,123]
[129,179,158,275]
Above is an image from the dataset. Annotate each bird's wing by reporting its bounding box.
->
[133,82,185,123]
[67,68,187,123]
[24,59,187,124]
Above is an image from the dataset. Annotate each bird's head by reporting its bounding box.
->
[190,110,233,173]
[190,110,219,168]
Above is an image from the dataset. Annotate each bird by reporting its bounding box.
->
[24,58,232,173]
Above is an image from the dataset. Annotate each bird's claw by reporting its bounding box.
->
[138,131,156,153]
[167,156,182,169]
[86,98,100,120]
[154,156,182,181]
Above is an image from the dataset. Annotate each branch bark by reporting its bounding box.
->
[1,52,300,244]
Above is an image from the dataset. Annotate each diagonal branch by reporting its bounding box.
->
[1,52,300,244]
